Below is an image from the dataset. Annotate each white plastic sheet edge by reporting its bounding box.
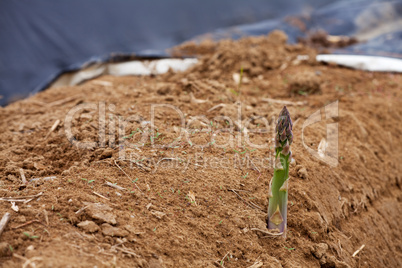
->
[50,54,402,89]
[316,54,402,73]
[108,58,198,76]
[50,58,199,88]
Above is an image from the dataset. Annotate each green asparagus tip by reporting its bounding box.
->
[275,106,293,157]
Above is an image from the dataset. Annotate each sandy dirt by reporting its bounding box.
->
[0,31,401,267]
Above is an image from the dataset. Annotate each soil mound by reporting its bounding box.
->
[0,31,401,267]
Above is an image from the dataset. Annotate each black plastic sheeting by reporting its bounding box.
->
[0,0,401,106]
[196,0,402,57]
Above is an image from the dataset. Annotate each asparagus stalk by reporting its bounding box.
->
[267,106,293,237]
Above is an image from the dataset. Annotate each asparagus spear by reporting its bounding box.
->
[267,106,293,237]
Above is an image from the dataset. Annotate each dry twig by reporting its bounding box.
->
[228,189,263,211]
[207,103,226,112]
[352,244,365,257]
[13,253,28,262]
[75,205,89,215]
[23,256,44,268]
[190,92,208,104]
[0,212,11,237]
[45,119,61,139]
[338,239,343,256]
[105,181,126,191]
[48,95,79,107]
[114,246,141,258]
[262,97,306,106]
[12,220,46,229]
[19,168,27,184]
[114,160,143,193]
[219,251,230,267]
[43,210,49,226]
[250,160,261,180]
[0,192,43,202]
[92,191,110,201]
[248,257,263,268]
[251,228,284,237]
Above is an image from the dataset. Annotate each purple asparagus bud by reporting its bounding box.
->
[275,106,293,155]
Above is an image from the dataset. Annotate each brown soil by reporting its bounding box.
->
[298,30,358,52]
[0,31,401,267]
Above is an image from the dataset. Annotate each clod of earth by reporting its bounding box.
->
[77,220,100,233]
[101,223,129,237]
[0,242,12,257]
[99,148,114,159]
[151,210,166,219]
[85,203,117,225]
[311,243,328,259]
[297,166,308,180]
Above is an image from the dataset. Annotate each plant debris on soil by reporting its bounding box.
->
[0,30,401,267]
